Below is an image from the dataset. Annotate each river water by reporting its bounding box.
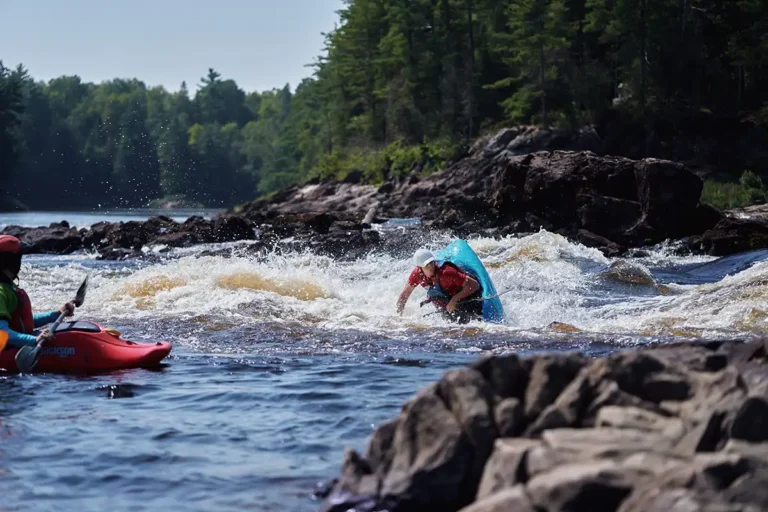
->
[0,208,223,230]
[2,212,768,511]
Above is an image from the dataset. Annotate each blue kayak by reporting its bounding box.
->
[435,239,506,323]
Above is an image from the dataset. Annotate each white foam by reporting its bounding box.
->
[15,230,768,341]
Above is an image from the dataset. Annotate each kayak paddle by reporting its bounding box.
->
[0,330,7,352]
[15,276,88,373]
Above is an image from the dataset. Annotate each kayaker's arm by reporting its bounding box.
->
[33,311,60,327]
[446,276,480,313]
[0,320,38,348]
[396,285,416,315]
[32,302,73,328]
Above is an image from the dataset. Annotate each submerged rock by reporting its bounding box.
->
[319,339,768,512]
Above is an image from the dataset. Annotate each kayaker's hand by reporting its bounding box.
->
[36,329,54,345]
[59,302,75,317]
[446,298,457,313]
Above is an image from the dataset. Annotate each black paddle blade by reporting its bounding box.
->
[73,276,88,307]
[14,345,40,373]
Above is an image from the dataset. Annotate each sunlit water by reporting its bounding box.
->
[2,214,768,511]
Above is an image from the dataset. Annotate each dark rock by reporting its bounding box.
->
[729,397,768,443]
[596,406,685,438]
[494,398,524,438]
[152,232,197,247]
[379,383,473,510]
[688,217,768,256]
[470,353,530,401]
[692,203,725,233]
[230,147,723,250]
[575,229,626,257]
[459,486,533,512]
[435,369,498,505]
[524,353,587,423]
[322,450,379,512]
[4,225,83,254]
[97,245,142,261]
[377,182,395,194]
[331,220,363,232]
[642,373,692,402]
[577,194,642,240]
[716,340,768,365]
[183,216,215,240]
[321,340,768,512]
[304,213,337,234]
[619,453,768,512]
[146,215,177,229]
[81,221,116,248]
[212,215,255,242]
[526,460,637,512]
[482,127,521,158]
[343,170,364,184]
[362,230,381,245]
[634,158,703,239]
[476,439,541,499]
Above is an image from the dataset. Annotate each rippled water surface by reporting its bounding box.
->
[2,219,768,511]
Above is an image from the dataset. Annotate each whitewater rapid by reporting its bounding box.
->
[9,226,768,512]
[16,230,768,351]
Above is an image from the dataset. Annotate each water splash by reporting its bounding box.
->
[16,230,768,352]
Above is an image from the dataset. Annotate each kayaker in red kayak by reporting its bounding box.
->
[396,248,483,323]
[0,235,74,349]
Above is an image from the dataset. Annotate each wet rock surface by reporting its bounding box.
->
[3,212,424,263]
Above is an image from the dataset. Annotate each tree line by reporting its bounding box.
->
[1,0,766,209]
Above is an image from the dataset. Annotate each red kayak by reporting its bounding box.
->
[0,320,172,374]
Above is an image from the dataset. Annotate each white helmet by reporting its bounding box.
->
[412,249,435,268]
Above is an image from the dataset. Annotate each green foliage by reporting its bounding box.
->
[309,137,461,185]
[1,68,307,208]
[739,170,767,204]
[2,0,768,209]
[702,181,750,210]
[0,62,25,186]
[702,171,768,209]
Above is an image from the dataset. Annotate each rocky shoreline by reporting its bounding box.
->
[4,129,768,260]
[317,338,768,512]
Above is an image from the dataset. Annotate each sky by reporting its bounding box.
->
[0,0,344,94]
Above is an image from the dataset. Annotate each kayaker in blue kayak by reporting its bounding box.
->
[396,248,484,323]
[0,235,74,349]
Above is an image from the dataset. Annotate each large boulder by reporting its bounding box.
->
[320,339,768,512]
[234,147,723,253]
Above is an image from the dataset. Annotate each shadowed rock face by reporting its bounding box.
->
[687,217,768,256]
[2,212,421,263]
[3,215,258,260]
[233,147,749,257]
[6,134,768,260]
[239,150,717,247]
[317,339,768,512]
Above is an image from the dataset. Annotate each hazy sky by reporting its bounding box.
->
[0,0,344,94]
